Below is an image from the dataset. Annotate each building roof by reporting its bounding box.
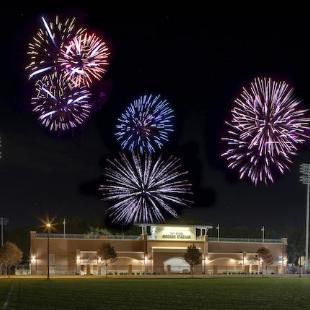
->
[137,224,213,229]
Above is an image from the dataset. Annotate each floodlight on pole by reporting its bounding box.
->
[300,163,310,271]
[0,217,8,247]
[261,226,265,243]
[216,224,220,241]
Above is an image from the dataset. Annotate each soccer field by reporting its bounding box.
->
[0,277,309,310]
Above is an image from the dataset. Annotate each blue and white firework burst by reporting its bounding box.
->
[100,152,192,224]
[115,95,175,154]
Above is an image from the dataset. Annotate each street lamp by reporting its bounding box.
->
[45,222,52,280]
[300,163,310,272]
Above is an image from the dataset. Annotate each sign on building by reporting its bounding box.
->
[150,226,196,241]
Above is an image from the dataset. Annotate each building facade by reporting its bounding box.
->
[30,224,287,275]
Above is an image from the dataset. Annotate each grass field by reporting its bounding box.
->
[0,277,310,309]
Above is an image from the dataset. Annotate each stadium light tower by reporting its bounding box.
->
[300,164,310,271]
[0,217,8,247]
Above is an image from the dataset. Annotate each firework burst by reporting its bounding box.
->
[222,77,310,185]
[31,74,92,132]
[100,153,192,224]
[59,33,109,87]
[26,16,85,80]
[115,95,174,154]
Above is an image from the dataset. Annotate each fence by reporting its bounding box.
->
[28,264,281,276]
[208,237,283,243]
[0,264,30,276]
[35,233,141,240]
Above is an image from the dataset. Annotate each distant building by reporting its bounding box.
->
[30,224,287,275]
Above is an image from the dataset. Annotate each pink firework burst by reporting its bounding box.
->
[222,77,310,185]
[59,33,109,87]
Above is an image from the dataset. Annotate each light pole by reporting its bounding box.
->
[63,218,66,238]
[300,163,310,272]
[0,217,8,247]
[46,222,51,280]
[261,226,265,243]
[216,224,220,241]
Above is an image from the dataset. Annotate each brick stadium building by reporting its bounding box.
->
[30,224,287,275]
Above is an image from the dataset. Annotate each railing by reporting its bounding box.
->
[35,234,283,243]
[208,237,283,243]
[35,233,141,240]
[28,264,285,276]
[147,236,206,241]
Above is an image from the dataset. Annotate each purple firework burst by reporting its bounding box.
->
[31,73,92,132]
[222,77,310,185]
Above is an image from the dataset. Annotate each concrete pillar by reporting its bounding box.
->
[76,249,81,275]
[166,265,171,275]
[128,264,132,275]
[143,232,148,273]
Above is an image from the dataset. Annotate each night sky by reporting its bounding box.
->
[1,8,309,232]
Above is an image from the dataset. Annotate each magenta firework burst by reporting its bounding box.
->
[59,33,109,87]
[115,95,175,153]
[100,153,192,224]
[26,16,85,80]
[31,74,92,132]
[222,77,310,185]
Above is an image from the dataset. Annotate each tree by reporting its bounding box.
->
[97,243,117,277]
[257,247,273,274]
[184,245,202,276]
[0,242,23,276]
[87,227,111,238]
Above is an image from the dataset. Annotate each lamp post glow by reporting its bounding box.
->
[300,163,310,271]
[46,222,51,280]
